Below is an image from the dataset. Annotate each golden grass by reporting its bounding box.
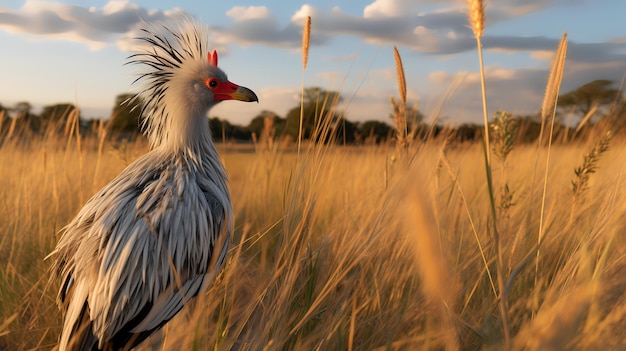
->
[466,0,515,343]
[298,15,312,155]
[533,34,569,320]
[1,8,624,349]
[1,129,625,350]
[391,46,409,163]
[393,46,406,106]
[399,172,459,351]
[467,0,490,166]
[541,33,568,122]
[302,16,311,70]
[467,0,485,40]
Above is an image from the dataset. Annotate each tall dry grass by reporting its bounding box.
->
[391,46,408,162]
[1,113,625,350]
[1,7,626,350]
[467,0,513,343]
[297,15,312,155]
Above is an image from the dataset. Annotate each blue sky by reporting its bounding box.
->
[1,0,625,126]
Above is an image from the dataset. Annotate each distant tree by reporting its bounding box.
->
[456,123,482,142]
[389,98,423,126]
[0,102,7,135]
[209,117,225,141]
[248,111,270,137]
[302,87,343,108]
[598,99,626,136]
[514,115,543,143]
[284,87,344,142]
[0,102,6,119]
[360,120,393,142]
[81,118,105,136]
[209,117,251,142]
[109,93,142,133]
[40,103,78,122]
[38,103,81,133]
[389,97,424,142]
[558,79,619,117]
[332,117,357,144]
[247,110,286,138]
[12,101,39,132]
[14,101,32,117]
[0,101,38,135]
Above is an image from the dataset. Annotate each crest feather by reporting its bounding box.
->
[126,17,211,148]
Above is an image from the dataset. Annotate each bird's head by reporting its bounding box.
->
[173,49,258,113]
[129,19,258,150]
[203,50,258,104]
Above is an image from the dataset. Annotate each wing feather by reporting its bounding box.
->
[50,151,231,350]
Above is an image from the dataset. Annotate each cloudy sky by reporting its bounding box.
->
[1,0,625,125]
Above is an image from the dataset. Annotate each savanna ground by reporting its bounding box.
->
[0,122,625,350]
[1,4,626,349]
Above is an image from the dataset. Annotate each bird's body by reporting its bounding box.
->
[49,18,257,351]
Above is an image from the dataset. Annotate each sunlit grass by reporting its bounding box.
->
[0,127,625,349]
[0,5,624,347]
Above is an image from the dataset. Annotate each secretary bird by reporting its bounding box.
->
[48,18,258,351]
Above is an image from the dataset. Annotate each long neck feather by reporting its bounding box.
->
[158,104,212,154]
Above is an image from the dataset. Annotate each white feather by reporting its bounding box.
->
[48,16,240,350]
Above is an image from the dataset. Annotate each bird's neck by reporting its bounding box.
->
[155,105,217,160]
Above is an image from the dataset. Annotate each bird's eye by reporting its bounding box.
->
[208,79,218,88]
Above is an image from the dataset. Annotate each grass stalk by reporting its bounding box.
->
[298,16,311,156]
[467,0,511,345]
[476,41,491,167]
[4,11,626,351]
[534,33,568,316]
[392,46,408,163]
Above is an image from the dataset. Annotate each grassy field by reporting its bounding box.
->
[0,125,625,350]
[1,3,625,349]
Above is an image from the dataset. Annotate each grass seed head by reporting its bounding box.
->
[541,33,568,120]
[467,0,485,39]
[491,110,516,161]
[302,16,311,70]
[393,46,407,105]
[571,131,611,197]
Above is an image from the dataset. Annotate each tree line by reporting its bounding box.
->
[1,80,625,145]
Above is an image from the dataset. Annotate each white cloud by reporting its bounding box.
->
[0,0,186,51]
[466,67,518,82]
[1,0,624,126]
[101,0,133,15]
[316,71,344,84]
[410,25,442,52]
[291,4,317,23]
[373,67,397,80]
[428,71,452,84]
[228,1,626,66]
[2,1,622,64]
[226,6,272,22]
[211,5,306,49]
[418,57,626,125]
[530,50,555,60]
[363,0,415,18]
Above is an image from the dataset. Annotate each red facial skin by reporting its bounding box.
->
[204,50,258,103]
[204,78,240,101]
[204,77,258,103]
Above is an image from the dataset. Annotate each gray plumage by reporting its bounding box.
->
[48,18,257,351]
